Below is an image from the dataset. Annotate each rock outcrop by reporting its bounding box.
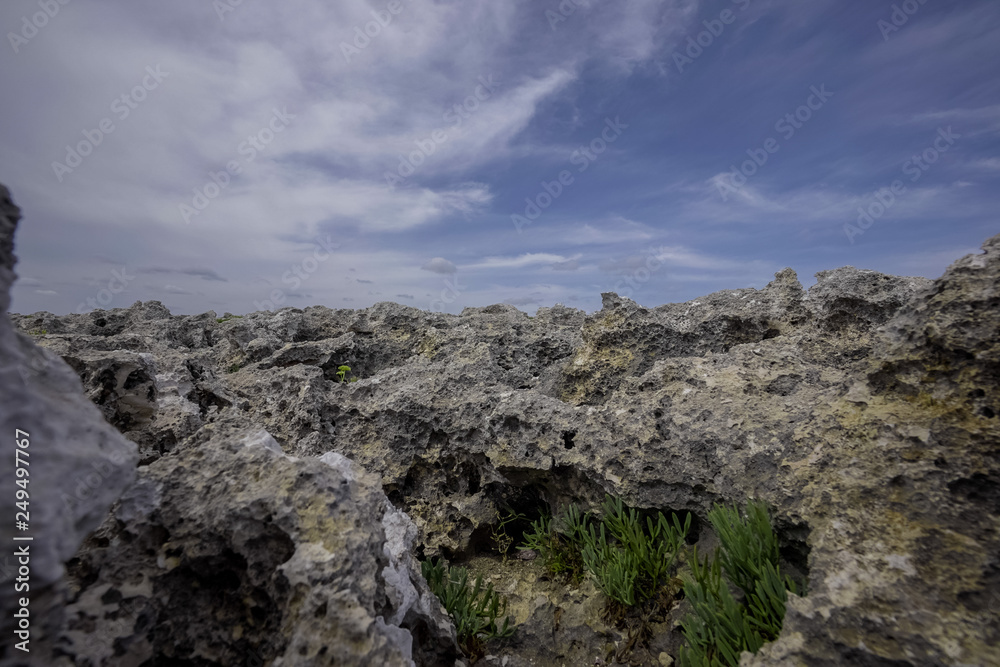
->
[59,420,459,666]
[0,186,139,665]
[0,184,459,666]
[3,177,998,666]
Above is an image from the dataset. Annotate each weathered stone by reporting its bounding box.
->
[0,185,138,666]
[58,419,459,666]
[6,174,998,664]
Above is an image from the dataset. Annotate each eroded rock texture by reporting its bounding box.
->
[0,186,138,666]
[4,172,998,665]
[59,422,458,666]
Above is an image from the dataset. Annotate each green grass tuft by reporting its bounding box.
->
[421,558,515,660]
[678,499,799,667]
[519,495,691,621]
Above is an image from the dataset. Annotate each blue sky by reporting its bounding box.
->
[1,0,997,316]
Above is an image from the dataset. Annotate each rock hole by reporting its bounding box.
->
[101,587,123,605]
[562,430,576,450]
[123,369,150,390]
[948,474,1000,514]
[774,517,812,589]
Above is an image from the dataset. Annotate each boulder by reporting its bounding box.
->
[58,418,459,666]
[0,185,139,666]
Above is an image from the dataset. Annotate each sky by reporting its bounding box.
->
[1,0,998,317]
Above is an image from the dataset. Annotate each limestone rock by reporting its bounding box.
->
[58,420,459,666]
[0,185,138,666]
[6,173,998,665]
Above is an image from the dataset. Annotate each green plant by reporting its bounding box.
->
[518,505,592,583]
[491,509,526,564]
[678,500,799,667]
[335,365,358,383]
[709,500,798,639]
[421,558,515,659]
[28,328,47,336]
[226,362,244,374]
[709,501,778,595]
[216,315,243,323]
[680,546,761,666]
[518,496,690,616]
[580,495,690,610]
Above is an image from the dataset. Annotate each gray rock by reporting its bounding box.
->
[59,420,459,666]
[5,176,998,664]
[0,185,138,666]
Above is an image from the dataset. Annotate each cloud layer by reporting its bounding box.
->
[2,0,997,315]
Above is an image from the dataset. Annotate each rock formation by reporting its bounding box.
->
[2,179,997,665]
[0,184,458,666]
[0,185,139,665]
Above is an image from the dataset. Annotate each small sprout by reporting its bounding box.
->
[336,365,358,383]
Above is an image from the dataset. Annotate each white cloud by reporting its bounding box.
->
[463,253,573,270]
[421,258,457,275]
[566,219,656,245]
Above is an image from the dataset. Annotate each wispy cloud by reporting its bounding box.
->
[143,267,228,282]
[2,0,997,317]
[463,253,574,271]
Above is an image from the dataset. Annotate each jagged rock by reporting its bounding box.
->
[59,418,459,666]
[6,173,998,665]
[0,185,139,666]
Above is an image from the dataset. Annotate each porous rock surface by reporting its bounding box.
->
[0,186,138,665]
[0,183,459,667]
[5,172,999,665]
[58,422,458,666]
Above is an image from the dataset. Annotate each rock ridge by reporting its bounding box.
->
[2,180,997,665]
